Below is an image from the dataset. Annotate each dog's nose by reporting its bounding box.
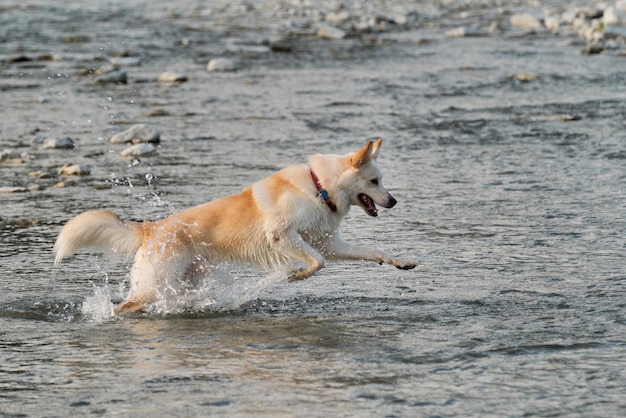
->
[386,195,397,208]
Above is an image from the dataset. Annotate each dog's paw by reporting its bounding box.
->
[393,260,416,270]
[287,268,307,282]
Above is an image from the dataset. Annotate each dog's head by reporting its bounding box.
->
[343,138,396,217]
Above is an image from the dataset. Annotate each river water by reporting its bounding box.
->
[1,0,625,416]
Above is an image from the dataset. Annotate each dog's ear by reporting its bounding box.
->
[370,137,382,159]
[351,140,374,168]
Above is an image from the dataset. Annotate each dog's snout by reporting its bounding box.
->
[386,195,397,208]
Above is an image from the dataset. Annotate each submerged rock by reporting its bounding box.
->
[207,58,237,72]
[110,124,160,144]
[120,143,158,158]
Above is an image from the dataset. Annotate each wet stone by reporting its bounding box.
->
[582,44,605,55]
[54,180,77,188]
[110,56,142,67]
[0,149,31,164]
[317,23,346,40]
[445,26,488,38]
[120,143,158,158]
[512,73,539,82]
[57,163,90,176]
[325,10,350,24]
[556,114,582,122]
[110,124,160,144]
[94,70,127,84]
[544,16,561,31]
[604,26,626,40]
[207,58,237,72]
[29,170,55,179]
[42,136,75,149]
[510,12,543,30]
[158,71,188,83]
[0,186,29,193]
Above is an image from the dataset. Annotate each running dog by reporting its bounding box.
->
[54,138,416,314]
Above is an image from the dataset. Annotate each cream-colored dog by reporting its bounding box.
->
[54,138,416,314]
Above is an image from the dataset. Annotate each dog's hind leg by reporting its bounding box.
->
[114,248,157,315]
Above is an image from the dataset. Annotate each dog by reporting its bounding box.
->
[54,138,416,314]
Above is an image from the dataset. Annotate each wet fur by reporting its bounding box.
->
[54,139,416,314]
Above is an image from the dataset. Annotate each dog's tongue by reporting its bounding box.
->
[359,194,378,217]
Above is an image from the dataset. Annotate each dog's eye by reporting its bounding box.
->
[370,178,379,185]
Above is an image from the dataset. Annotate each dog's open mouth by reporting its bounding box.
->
[358,193,378,217]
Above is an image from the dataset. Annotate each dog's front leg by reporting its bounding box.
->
[279,231,326,282]
[323,235,416,270]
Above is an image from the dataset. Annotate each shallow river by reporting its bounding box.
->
[1,1,625,416]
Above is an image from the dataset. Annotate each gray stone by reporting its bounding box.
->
[110,124,160,144]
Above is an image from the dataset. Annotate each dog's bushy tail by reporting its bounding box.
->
[54,210,142,265]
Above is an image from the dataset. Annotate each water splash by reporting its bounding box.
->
[80,266,287,319]
[148,266,286,315]
[81,283,116,322]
